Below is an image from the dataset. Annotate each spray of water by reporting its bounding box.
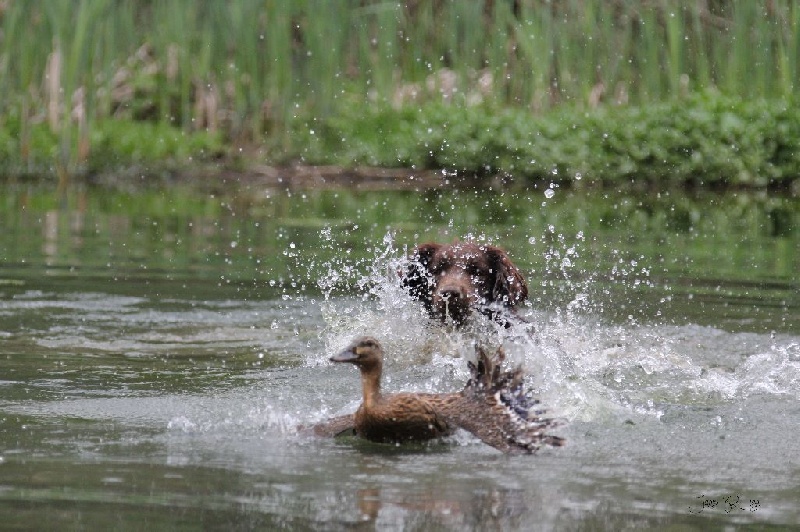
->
[300,226,800,431]
[165,226,798,438]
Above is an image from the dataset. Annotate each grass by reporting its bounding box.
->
[1,1,799,186]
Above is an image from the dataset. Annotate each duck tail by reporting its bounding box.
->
[301,413,356,438]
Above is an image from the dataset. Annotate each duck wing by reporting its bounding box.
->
[431,347,565,453]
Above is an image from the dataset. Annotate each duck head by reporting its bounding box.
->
[331,336,383,373]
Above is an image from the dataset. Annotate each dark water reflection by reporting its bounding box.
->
[0,184,798,529]
[3,185,796,330]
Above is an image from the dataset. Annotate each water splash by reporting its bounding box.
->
[299,229,799,430]
[732,340,800,398]
[167,400,304,436]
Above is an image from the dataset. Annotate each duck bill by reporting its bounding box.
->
[330,348,358,363]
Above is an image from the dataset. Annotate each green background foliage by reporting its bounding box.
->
[1,1,799,186]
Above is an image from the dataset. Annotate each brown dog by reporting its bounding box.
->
[400,242,528,327]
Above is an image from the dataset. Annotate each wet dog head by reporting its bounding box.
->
[401,242,528,326]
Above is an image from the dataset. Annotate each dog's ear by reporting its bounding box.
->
[400,243,440,302]
[487,246,528,307]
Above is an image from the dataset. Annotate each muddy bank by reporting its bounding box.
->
[82,163,524,192]
[81,162,798,196]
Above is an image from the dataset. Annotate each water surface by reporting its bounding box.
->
[1,184,798,529]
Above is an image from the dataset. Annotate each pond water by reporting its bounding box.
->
[0,183,798,529]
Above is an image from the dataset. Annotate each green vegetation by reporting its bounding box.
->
[299,92,800,188]
[0,115,223,180]
[1,1,799,187]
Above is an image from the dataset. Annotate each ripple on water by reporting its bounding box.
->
[2,227,798,526]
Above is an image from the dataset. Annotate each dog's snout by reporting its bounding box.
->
[439,286,465,301]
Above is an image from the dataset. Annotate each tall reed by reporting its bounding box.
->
[0,0,798,173]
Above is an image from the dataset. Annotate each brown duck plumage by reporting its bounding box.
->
[311,336,565,453]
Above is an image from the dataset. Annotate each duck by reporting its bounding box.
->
[310,336,565,453]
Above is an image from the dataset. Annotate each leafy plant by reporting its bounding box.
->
[292,92,800,187]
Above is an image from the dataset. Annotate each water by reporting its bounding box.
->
[1,184,798,529]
